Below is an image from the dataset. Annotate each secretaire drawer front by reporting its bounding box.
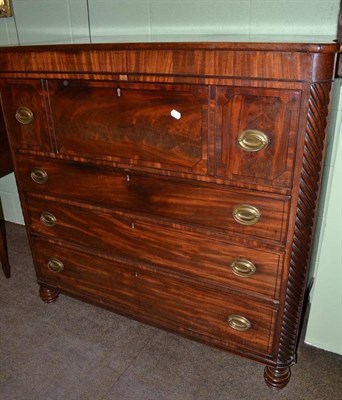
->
[0,79,52,152]
[18,156,289,242]
[32,238,277,355]
[49,80,208,174]
[26,195,282,298]
[215,87,301,188]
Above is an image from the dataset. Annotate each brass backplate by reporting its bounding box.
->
[0,0,13,18]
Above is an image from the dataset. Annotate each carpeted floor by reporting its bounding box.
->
[1,222,341,400]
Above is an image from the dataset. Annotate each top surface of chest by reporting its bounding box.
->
[0,40,339,82]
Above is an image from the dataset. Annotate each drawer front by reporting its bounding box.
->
[0,79,52,152]
[18,156,289,242]
[32,238,277,355]
[26,195,283,298]
[49,80,208,174]
[215,87,301,188]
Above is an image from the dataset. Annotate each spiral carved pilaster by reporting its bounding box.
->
[265,82,332,388]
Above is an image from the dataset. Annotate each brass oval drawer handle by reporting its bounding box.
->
[31,167,48,184]
[40,212,57,227]
[47,258,64,273]
[237,129,269,152]
[233,204,261,226]
[15,107,34,125]
[227,314,252,332]
[230,258,256,278]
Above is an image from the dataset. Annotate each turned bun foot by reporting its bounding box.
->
[39,285,60,303]
[264,366,291,390]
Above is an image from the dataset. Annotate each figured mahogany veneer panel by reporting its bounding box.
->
[17,156,289,242]
[49,81,208,173]
[0,79,52,152]
[26,194,283,298]
[32,238,277,355]
[0,43,338,82]
[215,87,301,187]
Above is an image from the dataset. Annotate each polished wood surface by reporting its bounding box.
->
[215,87,301,187]
[16,155,289,243]
[32,237,277,355]
[0,41,338,82]
[0,40,338,389]
[51,81,208,172]
[26,194,283,299]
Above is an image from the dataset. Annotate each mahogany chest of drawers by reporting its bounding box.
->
[0,40,339,389]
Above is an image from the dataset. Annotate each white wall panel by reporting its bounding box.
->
[88,0,150,42]
[306,124,342,355]
[12,0,90,44]
[250,0,339,35]
[0,17,19,45]
[149,0,250,36]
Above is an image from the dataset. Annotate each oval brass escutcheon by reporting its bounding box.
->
[230,258,256,278]
[47,258,64,273]
[40,212,57,227]
[30,167,48,184]
[227,314,252,332]
[233,204,261,226]
[237,129,269,152]
[15,107,34,125]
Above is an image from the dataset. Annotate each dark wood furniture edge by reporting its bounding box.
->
[264,81,332,389]
[0,218,10,278]
[0,105,12,278]
[0,41,338,83]
[0,41,339,53]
